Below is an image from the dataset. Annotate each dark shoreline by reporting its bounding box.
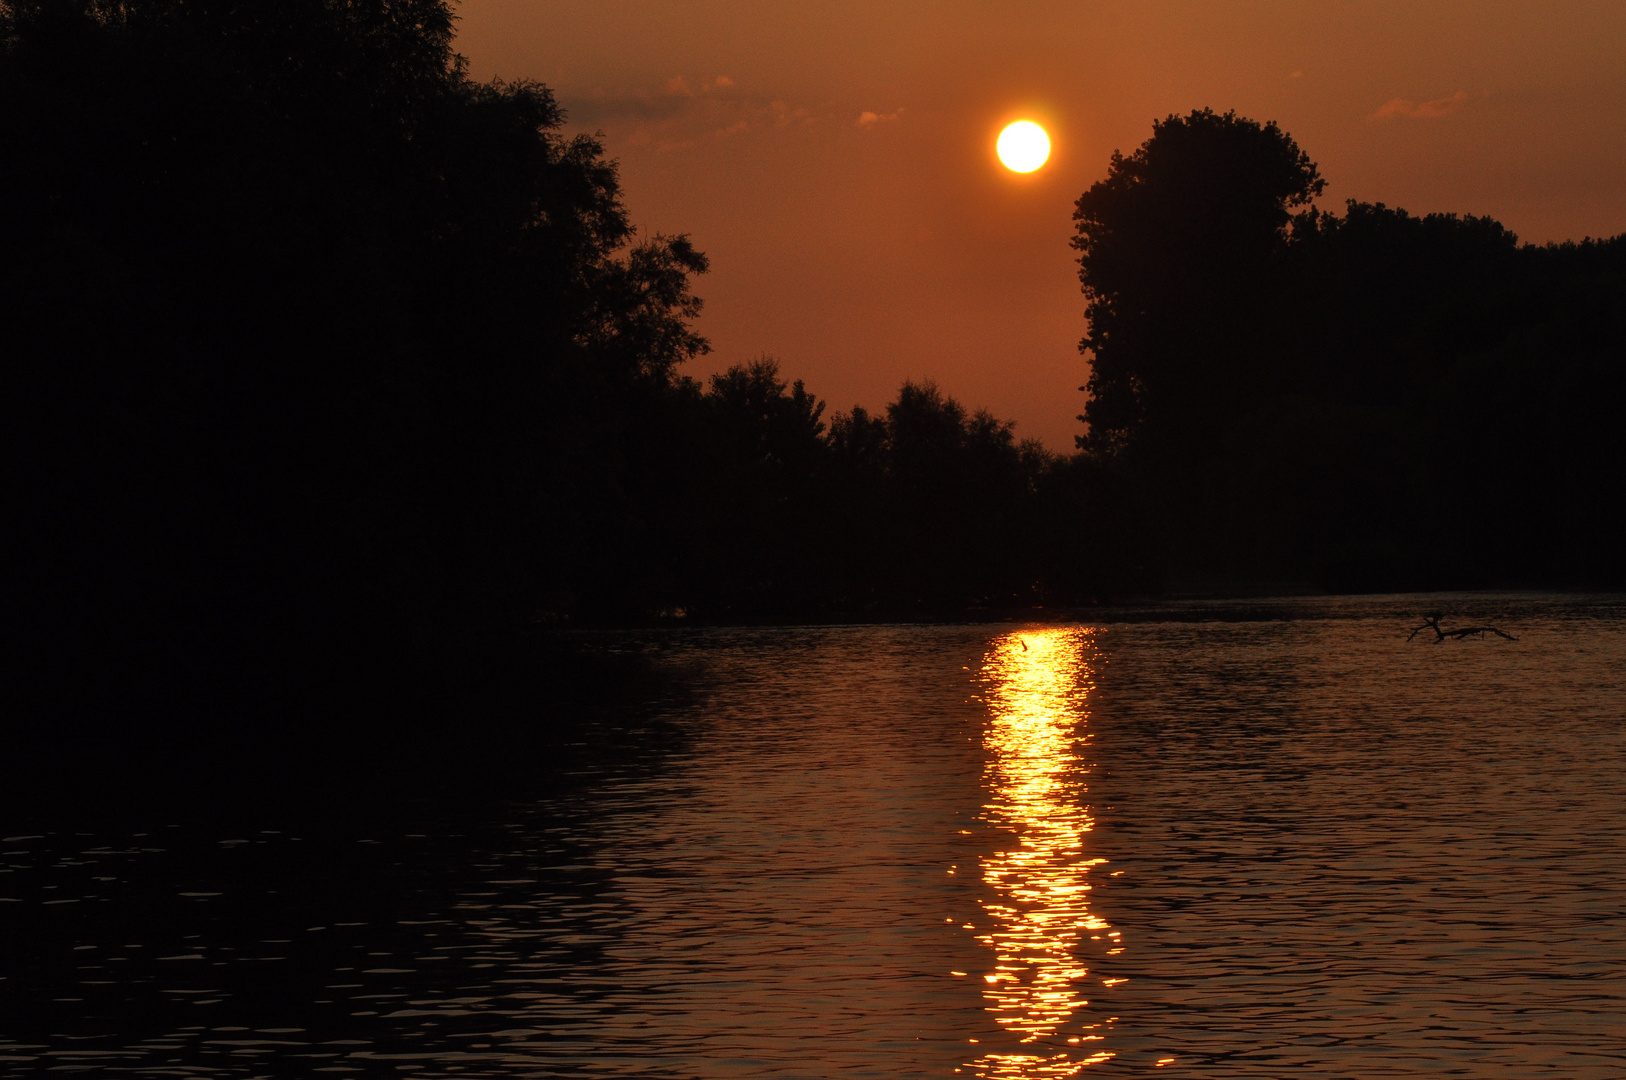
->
[12,588,1616,831]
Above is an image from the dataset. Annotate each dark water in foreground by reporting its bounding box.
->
[4,594,1625,1077]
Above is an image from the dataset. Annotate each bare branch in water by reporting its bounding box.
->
[1408,612,1517,643]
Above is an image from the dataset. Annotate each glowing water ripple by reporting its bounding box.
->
[10,602,1626,1076]
[974,628,1115,1077]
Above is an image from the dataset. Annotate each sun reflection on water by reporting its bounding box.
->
[973,628,1113,1076]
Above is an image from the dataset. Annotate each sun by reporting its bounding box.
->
[997,121,1050,173]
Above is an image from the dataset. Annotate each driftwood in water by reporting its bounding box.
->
[1407,612,1518,643]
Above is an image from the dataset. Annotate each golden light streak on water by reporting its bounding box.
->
[973,627,1113,1078]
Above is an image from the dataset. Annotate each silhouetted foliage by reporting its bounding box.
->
[1072,109,1626,592]
[639,366,1069,619]
[2,0,712,742]
[1073,108,1323,460]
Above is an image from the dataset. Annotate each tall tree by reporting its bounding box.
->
[1072,108,1323,459]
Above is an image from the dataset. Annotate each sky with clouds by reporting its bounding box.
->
[455,0,1626,449]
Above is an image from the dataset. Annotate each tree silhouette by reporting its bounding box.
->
[1069,107,1626,592]
[1072,108,1323,459]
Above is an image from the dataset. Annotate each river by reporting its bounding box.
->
[3,594,1624,1076]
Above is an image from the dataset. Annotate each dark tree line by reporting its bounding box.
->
[6,3,1622,753]
[616,363,1126,620]
[1073,108,1626,592]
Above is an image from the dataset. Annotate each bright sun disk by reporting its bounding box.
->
[997,121,1050,173]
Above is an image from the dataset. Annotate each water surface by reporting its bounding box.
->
[3,594,1624,1076]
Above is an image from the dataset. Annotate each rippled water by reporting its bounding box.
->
[4,594,1625,1076]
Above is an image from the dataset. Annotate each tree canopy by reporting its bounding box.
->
[1073,108,1323,458]
[1071,108,1626,591]
[2,0,711,722]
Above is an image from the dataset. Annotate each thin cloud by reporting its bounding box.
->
[770,100,818,127]
[664,74,735,98]
[1369,89,1473,121]
[568,76,828,149]
[857,107,903,127]
[571,74,742,124]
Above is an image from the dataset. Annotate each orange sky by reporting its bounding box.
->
[455,1,1626,449]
